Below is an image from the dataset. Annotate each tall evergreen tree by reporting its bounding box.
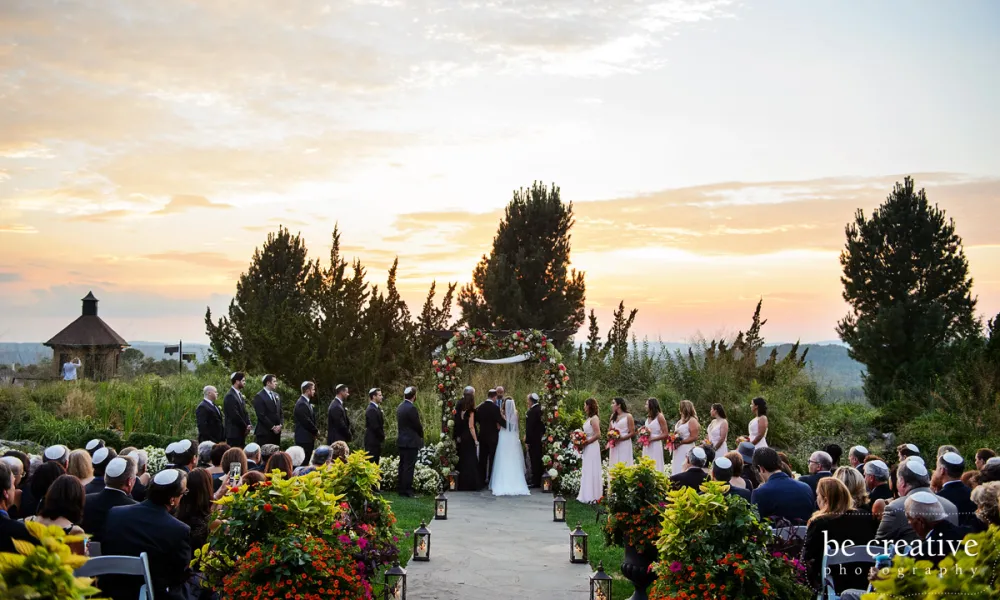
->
[205,227,318,383]
[366,258,419,381]
[416,280,457,359]
[836,177,978,405]
[458,181,586,335]
[584,309,603,362]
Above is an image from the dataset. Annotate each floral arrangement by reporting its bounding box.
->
[378,456,443,496]
[606,428,621,450]
[648,481,811,600]
[560,467,582,497]
[143,445,167,474]
[0,521,98,600]
[417,445,438,467]
[600,458,669,554]
[570,429,587,452]
[664,432,680,453]
[544,436,581,480]
[637,426,652,447]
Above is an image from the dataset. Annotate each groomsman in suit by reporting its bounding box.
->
[524,393,545,488]
[326,384,352,445]
[396,386,424,497]
[364,388,385,465]
[294,382,319,463]
[224,372,252,448]
[475,386,506,487]
[253,375,283,446]
[196,386,225,443]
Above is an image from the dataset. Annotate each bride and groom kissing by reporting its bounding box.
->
[454,385,544,496]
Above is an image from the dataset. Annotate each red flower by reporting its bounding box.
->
[264,503,273,512]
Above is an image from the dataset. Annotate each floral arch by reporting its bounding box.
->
[432,329,571,484]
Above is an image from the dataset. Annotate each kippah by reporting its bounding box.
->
[906,459,928,477]
[153,469,180,485]
[714,456,732,469]
[987,457,1000,467]
[529,392,540,401]
[335,383,346,391]
[44,445,66,460]
[175,439,192,453]
[942,452,963,465]
[488,389,496,394]
[910,491,938,505]
[301,381,311,390]
[263,374,271,383]
[855,445,869,455]
[1,456,21,469]
[404,386,415,395]
[106,457,128,478]
[369,388,378,395]
[165,442,179,455]
[909,455,925,465]
[245,443,260,454]
[86,439,103,451]
[868,459,888,471]
[92,447,110,465]
[905,443,919,453]
[692,447,706,460]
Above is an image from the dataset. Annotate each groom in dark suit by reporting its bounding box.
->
[475,387,506,487]
[525,393,545,488]
[252,374,283,446]
[224,372,251,448]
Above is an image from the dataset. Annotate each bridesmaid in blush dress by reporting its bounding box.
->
[670,400,700,476]
[608,398,635,467]
[642,398,669,472]
[708,403,729,455]
[748,397,768,449]
[576,398,604,504]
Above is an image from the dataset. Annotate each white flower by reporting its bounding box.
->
[447,419,455,428]
[548,468,559,479]
[437,371,444,379]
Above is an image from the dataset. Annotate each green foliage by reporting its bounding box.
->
[0,521,98,600]
[837,176,979,406]
[416,280,457,360]
[458,181,586,333]
[601,458,669,553]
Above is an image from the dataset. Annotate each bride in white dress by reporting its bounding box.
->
[670,400,700,476]
[490,397,530,496]
[748,397,768,449]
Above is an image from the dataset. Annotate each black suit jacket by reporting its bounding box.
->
[525,404,544,447]
[223,387,251,440]
[475,401,506,445]
[799,471,832,497]
[82,488,136,542]
[396,400,424,449]
[326,398,351,445]
[869,483,893,503]
[195,399,225,443]
[294,396,318,445]
[252,389,283,439]
[725,485,753,503]
[670,468,709,491]
[101,500,191,600]
[364,402,385,449]
[0,512,37,553]
[923,520,970,566]
[938,481,977,527]
[84,477,106,495]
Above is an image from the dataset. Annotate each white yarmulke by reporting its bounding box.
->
[910,491,938,505]
[986,457,1000,467]
[906,459,928,477]
[369,388,378,396]
[175,439,192,453]
[92,447,110,465]
[1,456,22,470]
[905,443,919,454]
[86,439,102,451]
[692,447,706,460]
[165,442,178,455]
[942,452,963,465]
[153,469,180,485]
[869,460,889,471]
[714,456,732,469]
[404,386,415,396]
[105,457,128,478]
[245,443,260,454]
[44,445,66,460]
[856,445,869,455]
[910,455,926,465]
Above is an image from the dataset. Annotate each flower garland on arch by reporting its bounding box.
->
[431,329,571,483]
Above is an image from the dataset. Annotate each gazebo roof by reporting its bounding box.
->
[43,292,129,348]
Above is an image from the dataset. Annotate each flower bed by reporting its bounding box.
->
[600,458,668,554]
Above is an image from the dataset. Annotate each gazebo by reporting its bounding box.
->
[44,292,129,380]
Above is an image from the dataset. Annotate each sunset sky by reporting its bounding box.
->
[2,0,999,346]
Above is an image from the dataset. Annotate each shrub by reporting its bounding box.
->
[0,521,98,600]
[125,432,173,449]
[601,457,669,554]
[377,455,440,496]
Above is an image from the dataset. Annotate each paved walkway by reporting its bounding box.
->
[403,489,591,600]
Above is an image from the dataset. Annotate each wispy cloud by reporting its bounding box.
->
[153,195,231,215]
[142,252,243,269]
[0,224,38,234]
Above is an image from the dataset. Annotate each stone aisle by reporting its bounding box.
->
[403,489,591,600]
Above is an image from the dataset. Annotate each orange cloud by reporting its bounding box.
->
[153,195,231,215]
[0,224,38,234]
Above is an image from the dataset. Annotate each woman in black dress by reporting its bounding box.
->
[456,395,481,491]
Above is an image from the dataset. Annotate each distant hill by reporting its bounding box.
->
[0,342,212,366]
[760,343,864,390]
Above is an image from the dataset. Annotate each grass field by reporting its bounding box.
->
[564,500,634,600]
[369,492,435,597]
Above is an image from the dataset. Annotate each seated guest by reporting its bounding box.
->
[751,447,815,523]
[670,447,709,491]
[264,452,294,478]
[935,452,977,528]
[904,492,969,566]
[22,461,66,518]
[876,459,959,542]
[220,447,247,478]
[207,443,229,492]
[172,440,198,473]
[936,445,960,460]
[120,448,149,502]
[824,444,843,468]
[699,444,716,474]
[82,457,136,542]
[712,457,751,502]
[86,446,118,494]
[848,445,869,473]
[176,468,213,551]
[331,441,351,464]
[969,481,1000,533]
[239,471,266,490]
[981,459,1000,483]
[1,462,37,553]
[777,452,795,477]
[834,466,872,513]
[43,445,70,469]
[294,445,332,476]
[961,470,980,490]
[244,443,264,472]
[197,441,214,469]
[1,457,24,519]
[974,448,996,471]
[68,449,95,488]
[864,460,893,503]
[260,444,281,467]
[799,451,834,496]
[23,474,86,553]
[737,442,760,489]
[724,452,750,490]
[85,439,106,456]
[801,478,875,591]
[897,443,921,463]
[286,446,306,468]
[102,469,191,600]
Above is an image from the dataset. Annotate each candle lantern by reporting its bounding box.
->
[447,472,457,491]
[434,491,448,520]
[553,495,566,522]
[541,472,553,492]
[412,521,431,561]
[383,560,406,600]
[589,560,612,600]
[569,522,588,563]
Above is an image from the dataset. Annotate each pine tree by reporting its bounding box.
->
[606,301,638,363]
[836,177,978,405]
[366,258,419,381]
[584,309,603,362]
[458,181,586,335]
[416,280,457,359]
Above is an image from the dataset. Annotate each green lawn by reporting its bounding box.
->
[564,500,634,600]
[382,491,435,564]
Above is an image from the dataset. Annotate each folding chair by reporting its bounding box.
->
[818,544,875,600]
[75,552,154,600]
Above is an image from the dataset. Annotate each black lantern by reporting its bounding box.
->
[383,560,406,600]
[553,495,566,522]
[447,472,457,491]
[541,472,553,492]
[434,491,448,520]
[412,521,431,561]
[570,522,588,563]
[589,560,612,600]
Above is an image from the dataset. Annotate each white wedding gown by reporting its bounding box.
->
[490,399,530,496]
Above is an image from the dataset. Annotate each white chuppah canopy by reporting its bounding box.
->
[470,353,532,365]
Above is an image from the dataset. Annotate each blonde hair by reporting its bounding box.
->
[834,466,869,508]
[810,477,853,523]
[679,400,697,422]
[67,450,94,480]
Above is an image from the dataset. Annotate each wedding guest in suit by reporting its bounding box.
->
[171,440,197,473]
[252,375,283,446]
[43,444,70,468]
[525,393,545,488]
[475,386,506,487]
[223,373,251,448]
[82,456,136,542]
[712,456,751,502]
[799,451,834,497]
[751,447,815,523]
[670,447,709,491]
[801,478,876,591]
[0,462,37,553]
[102,469,191,600]
[849,445,869,473]
[864,459,893,502]
[326,384,351,445]
[904,491,970,566]
[244,443,264,472]
[120,448,149,502]
[876,459,959,542]
[294,382,319,462]
[364,388,385,464]
[85,446,118,494]
[196,386,225,443]
[397,386,424,497]
[935,452,977,528]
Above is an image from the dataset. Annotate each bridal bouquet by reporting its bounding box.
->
[605,429,621,450]
[735,435,749,445]
[571,429,588,452]
[664,431,680,452]
[637,426,652,447]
